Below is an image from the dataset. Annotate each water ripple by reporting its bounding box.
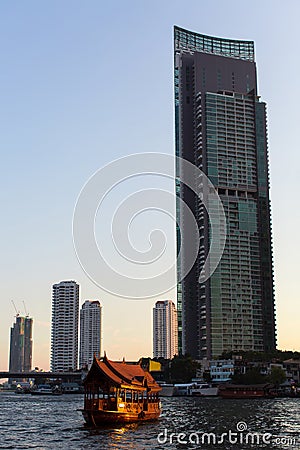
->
[0,393,299,449]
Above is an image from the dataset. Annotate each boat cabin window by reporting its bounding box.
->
[97,389,109,399]
[148,392,158,402]
[86,387,95,400]
[97,388,104,399]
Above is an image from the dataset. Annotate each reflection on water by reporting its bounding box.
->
[0,393,299,449]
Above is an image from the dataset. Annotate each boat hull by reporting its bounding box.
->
[219,385,276,399]
[82,409,160,426]
[31,390,62,396]
[159,385,175,397]
[191,387,219,397]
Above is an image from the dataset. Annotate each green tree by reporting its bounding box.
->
[220,349,300,363]
[231,367,266,385]
[267,367,286,386]
[169,355,199,383]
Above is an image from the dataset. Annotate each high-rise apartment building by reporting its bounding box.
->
[9,315,33,373]
[153,300,178,359]
[79,300,102,368]
[174,26,276,359]
[51,280,79,372]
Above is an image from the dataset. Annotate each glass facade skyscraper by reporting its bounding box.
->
[9,315,33,373]
[174,26,276,359]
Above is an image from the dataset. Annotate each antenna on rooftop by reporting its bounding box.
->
[11,300,20,317]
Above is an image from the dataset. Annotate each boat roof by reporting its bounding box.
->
[84,354,161,393]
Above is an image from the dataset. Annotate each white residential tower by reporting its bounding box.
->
[79,300,102,368]
[51,280,79,372]
[153,300,178,359]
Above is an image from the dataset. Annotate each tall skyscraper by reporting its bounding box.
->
[51,280,79,372]
[79,300,102,368]
[174,26,276,359]
[9,315,33,373]
[153,300,178,359]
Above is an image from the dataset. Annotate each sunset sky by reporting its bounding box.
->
[0,0,299,371]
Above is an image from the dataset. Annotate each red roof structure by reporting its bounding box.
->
[84,354,161,393]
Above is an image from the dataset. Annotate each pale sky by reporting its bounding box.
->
[0,0,299,371]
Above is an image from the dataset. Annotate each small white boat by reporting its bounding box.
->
[173,383,194,396]
[31,384,62,395]
[189,383,218,397]
[158,383,175,397]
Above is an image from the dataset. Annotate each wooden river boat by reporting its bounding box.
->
[80,354,161,426]
[219,383,276,399]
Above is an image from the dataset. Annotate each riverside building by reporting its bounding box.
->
[9,315,33,373]
[51,280,79,371]
[153,300,178,359]
[174,26,276,359]
[79,300,102,368]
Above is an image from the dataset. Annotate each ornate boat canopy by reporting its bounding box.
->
[84,354,161,393]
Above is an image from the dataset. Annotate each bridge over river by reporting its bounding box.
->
[0,371,85,383]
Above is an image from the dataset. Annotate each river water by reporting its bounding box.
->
[0,392,299,449]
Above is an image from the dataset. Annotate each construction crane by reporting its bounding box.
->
[11,300,20,317]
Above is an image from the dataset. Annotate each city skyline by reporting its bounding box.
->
[5,287,176,372]
[1,1,299,371]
